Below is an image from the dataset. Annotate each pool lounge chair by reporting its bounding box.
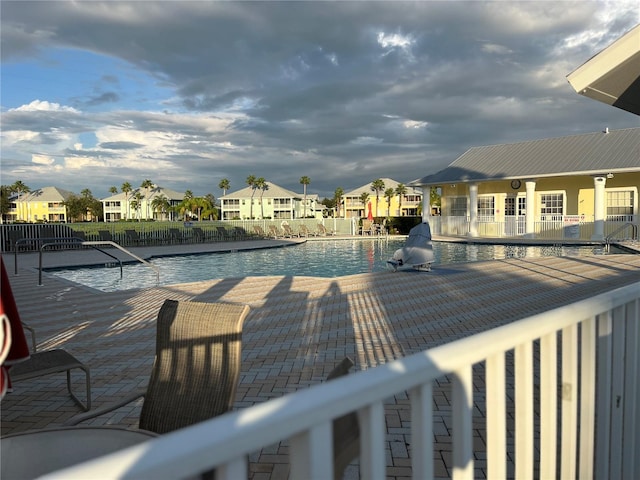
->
[253,225,267,238]
[268,225,282,238]
[191,227,205,242]
[124,229,144,246]
[168,228,183,244]
[317,224,335,236]
[282,223,298,238]
[65,299,251,434]
[298,225,317,237]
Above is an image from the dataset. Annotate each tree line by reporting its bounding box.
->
[1,176,439,223]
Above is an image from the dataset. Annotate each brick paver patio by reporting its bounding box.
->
[2,238,640,479]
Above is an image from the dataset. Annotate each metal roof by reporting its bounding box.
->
[343,177,422,197]
[567,24,640,116]
[101,186,185,201]
[23,186,75,202]
[410,127,640,186]
[221,182,304,199]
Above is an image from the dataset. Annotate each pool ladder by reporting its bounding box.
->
[13,238,160,286]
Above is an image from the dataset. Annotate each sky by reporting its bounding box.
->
[1,1,638,201]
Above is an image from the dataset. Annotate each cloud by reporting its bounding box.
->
[10,100,80,113]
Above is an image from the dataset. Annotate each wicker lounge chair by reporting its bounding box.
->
[65,299,250,434]
[253,225,267,238]
[124,229,143,246]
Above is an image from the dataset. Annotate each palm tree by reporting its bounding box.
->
[359,192,370,218]
[254,177,268,219]
[246,175,257,219]
[11,181,30,221]
[384,188,395,217]
[121,182,132,220]
[140,179,154,220]
[300,176,311,218]
[370,179,385,218]
[218,178,230,196]
[151,195,170,221]
[395,183,407,217]
[204,193,217,220]
[180,190,195,220]
[131,192,144,221]
[109,186,118,195]
[333,187,344,218]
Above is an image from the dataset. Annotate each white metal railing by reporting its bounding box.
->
[430,215,639,241]
[44,282,640,480]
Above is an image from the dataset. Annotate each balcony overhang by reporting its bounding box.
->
[567,24,640,116]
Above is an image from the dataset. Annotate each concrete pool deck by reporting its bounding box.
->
[2,237,640,479]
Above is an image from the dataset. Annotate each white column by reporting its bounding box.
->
[525,180,536,238]
[421,187,430,222]
[591,175,607,240]
[469,183,478,237]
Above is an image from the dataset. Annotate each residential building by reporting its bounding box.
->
[219,182,320,220]
[7,186,75,223]
[101,186,185,222]
[342,178,423,219]
[411,127,640,240]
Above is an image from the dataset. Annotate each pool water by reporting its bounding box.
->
[48,239,611,292]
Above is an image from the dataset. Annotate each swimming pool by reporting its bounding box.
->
[47,239,615,292]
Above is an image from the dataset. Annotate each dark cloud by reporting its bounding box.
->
[85,91,119,107]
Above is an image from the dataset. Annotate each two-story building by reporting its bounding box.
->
[7,186,75,223]
[220,182,320,220]
[411,127,639,241]
[342,178,423,219]
[101,186,185,222]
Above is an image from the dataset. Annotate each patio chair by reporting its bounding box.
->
[168,228,183,244]
[64,299,251,435]
[268,225,281,238]
[298,225,317,237]
[191,227,205,242]
[10,323,91,411]
[124,229,143,246]
[253,225,267,238]
[282,223,298,238]
[360,220,374,235]
[317,224,335,236]
[327,357,359,479]
[98,230,113,242]
[216,226,231,240]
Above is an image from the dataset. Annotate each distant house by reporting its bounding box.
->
[410,127,640,241]
[8,186,75,223]
[220,182,320,220]
[342,178,423,219]
[101,186,184,222]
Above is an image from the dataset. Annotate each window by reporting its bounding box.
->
[540,193,564,220]
[607,190,635,220]
[477,196,495,221]
[448,197,467,217]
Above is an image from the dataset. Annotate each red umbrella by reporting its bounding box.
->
[367,202,374,221]
[1,256,30,398]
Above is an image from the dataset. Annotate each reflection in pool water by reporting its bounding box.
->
[48,239,610,292]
